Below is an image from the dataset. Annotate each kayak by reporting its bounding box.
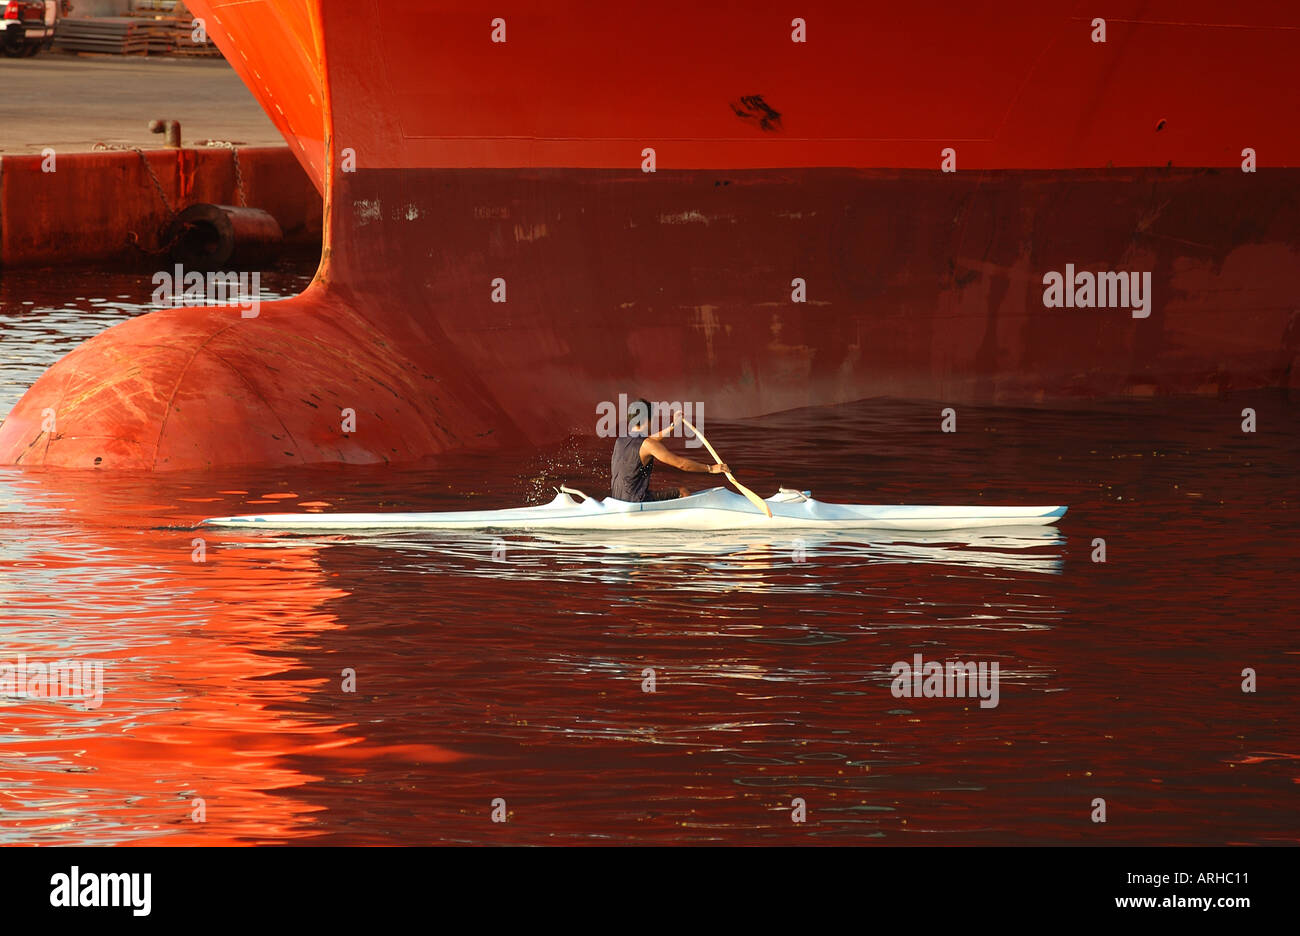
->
[202,486,1067,532]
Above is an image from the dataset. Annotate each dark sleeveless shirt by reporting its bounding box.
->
[611,431,654,501]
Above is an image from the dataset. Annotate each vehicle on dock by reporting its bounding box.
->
[1,0,60,57]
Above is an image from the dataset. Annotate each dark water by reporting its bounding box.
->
[0,268,1296,844]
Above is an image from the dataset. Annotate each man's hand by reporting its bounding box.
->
[648,410,685,442]
[709,462,730,475]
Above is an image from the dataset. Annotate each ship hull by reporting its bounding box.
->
[1,1,1297,469]
[331,165,1300,420]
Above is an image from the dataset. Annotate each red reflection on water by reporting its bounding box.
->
[0,470,465,845]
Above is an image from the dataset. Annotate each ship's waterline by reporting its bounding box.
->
[3,167,1297,469]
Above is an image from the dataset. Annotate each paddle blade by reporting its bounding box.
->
[726,472,773,518]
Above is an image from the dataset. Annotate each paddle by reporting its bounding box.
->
[677,414,772,518]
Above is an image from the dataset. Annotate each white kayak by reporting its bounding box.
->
[202,486,1067,533]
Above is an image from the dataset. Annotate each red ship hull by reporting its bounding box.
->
[3,1,1297,468]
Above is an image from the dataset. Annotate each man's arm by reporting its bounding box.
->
[640,437,729,475]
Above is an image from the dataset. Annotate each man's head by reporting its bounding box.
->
[627,397,653,433]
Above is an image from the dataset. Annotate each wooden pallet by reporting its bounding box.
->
[54,17,173,55]
[52,15,223,57]
[169,19,222,57]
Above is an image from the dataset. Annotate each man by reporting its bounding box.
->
[611,398,729,502]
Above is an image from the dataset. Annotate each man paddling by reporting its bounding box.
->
[611,399,729,502]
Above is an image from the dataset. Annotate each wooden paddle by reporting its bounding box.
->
[677,415,772,518]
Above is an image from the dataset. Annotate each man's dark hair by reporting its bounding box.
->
[627,397,653,430]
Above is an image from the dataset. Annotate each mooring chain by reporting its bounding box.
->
[91,142,180,253]
[135,148,176,219]
[203,140,247,207]
[125,225,191,257]
[90,141,175,218]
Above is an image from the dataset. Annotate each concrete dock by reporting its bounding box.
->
[0,55,285,154]
[0,53,320,267]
